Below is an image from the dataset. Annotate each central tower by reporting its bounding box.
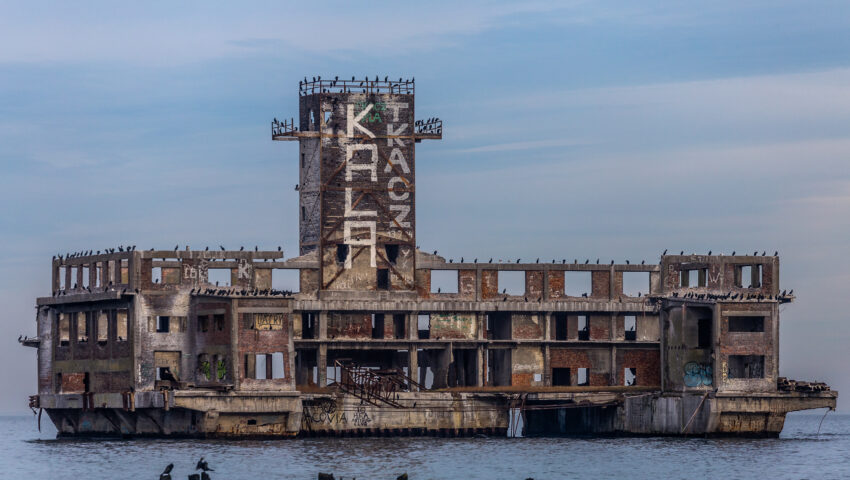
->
[273,77,441,291]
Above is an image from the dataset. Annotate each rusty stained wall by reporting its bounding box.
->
[237,298,295,391]
[430,313,477,339]
[326,312,372,339]
[616,349,661,386]
[550,348,611,386]
[136,292,193,390]
[511,346,544,387]
[49,301,134,393]
[716,302,777,393]
[315,92,416,292]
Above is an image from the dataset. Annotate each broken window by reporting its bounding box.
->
[727,355,765,379]
[371,313,385,339]
[198,315,210,332]
[377,268,389,290]
[385,244,399,265]
[577,368,589,386]
[77,313,88,343]
[624,368,637,386]
[622,272,650,297]
[577,315,589,341]
[728,316,765,333]
[116,309,128,342]
[564,271,592,297]
[336,244,349,264]
[251,353,273,380]
[488,313,512,340]
[393,314,405,339]
[214,313,225,331]
[697,317,712,348]
[214,355,227,381]
[156,316,170,333]
[430,270,458,294]
[735,265,762,288]
[81,267,90,288]
[418,314,430,339]
[151,266,162,285]
[58,313,70,346]
[625,315,636,341]
[97,311,108,345]
[554,313,567,341]
[552,367,571,386]
[498,270,525,295]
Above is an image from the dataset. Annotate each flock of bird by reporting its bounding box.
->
[54,245,283,262]
[298,75,415,95]
[431,249,779,265]
[190,287,294,298]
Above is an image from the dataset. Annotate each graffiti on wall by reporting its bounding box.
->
[302,399,347,426]
[683,362,713,387]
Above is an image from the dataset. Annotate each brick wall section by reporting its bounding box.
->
[300,269,319,293]
[481,270,498,299]
[60,373,86,393]
[618,349,660,386]
[327,312,372,339]
[589,315,610,340]
[430,313,476,340]
[238,302,292,389]
[548,271,565,299]
[591,271,610,298]
[415,269,430,298]
[717,303,775,378]
[525,271,543,299]
[458,270,476,299]
[511,372,533,387]
[613,271,623,297]
[512,314,543,339]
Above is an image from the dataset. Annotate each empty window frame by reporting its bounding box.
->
[207,268,231,287]
[301,312,316,339]
[554,313,568,340]
[681,269,706,288]
[624,315,636,341]
[96,311,108,345]
[81,267,90,288]
[214,313,225,331]
[116,309,128,342]
[371,313,385,339]
[564,271,592,297]
[156,316,170,333]
[622,272,650,297]
[393,314,405,339]
[77,313,88,343]
[552,367,571,386]
[727,355,765,379]
[735,264,762,288]
[728,316,765,333]
[271,352,286,379]
[498,271,525,295]
[577,315,589,341]
[151,266,162,285]
[58,313,70,346]
[198,315,210,332]
[624,367,637,386]
[697,317,712,349]
[418,314,430,339]
[198,354,211,381]
[430,270,458,294]
[272,269,300,293]
[577,368,589,386]
[377,269,390,290]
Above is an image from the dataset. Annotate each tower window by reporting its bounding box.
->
[336,244,349,264]
[385,244,399,264]
[377,269,389,290]
[301,206,306,221]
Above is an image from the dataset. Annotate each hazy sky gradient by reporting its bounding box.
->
[1,0,849,413]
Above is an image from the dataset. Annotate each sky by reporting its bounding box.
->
[1,0,849,414]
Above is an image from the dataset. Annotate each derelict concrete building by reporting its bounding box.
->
[21,77,836,437]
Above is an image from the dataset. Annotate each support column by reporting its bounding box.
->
[476,345,485,386]
[408,345,419,390]
[318,344,328,387]
[230,299,240,388]
[543,344,551,386]
[408,311,418,340]
[318,310,328,340]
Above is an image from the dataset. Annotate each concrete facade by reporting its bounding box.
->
[21,77,835,438]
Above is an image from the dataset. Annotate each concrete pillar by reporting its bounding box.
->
[610,345,617,386]
[230,299,240,389]
[318,311,328,340]
[477,345,485,386]
[408,345,419,390]
[476,312,486,340]
[543,344,551,386]
[408,311,418,340]
[318,344,328,387]
[544,312,552,341]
